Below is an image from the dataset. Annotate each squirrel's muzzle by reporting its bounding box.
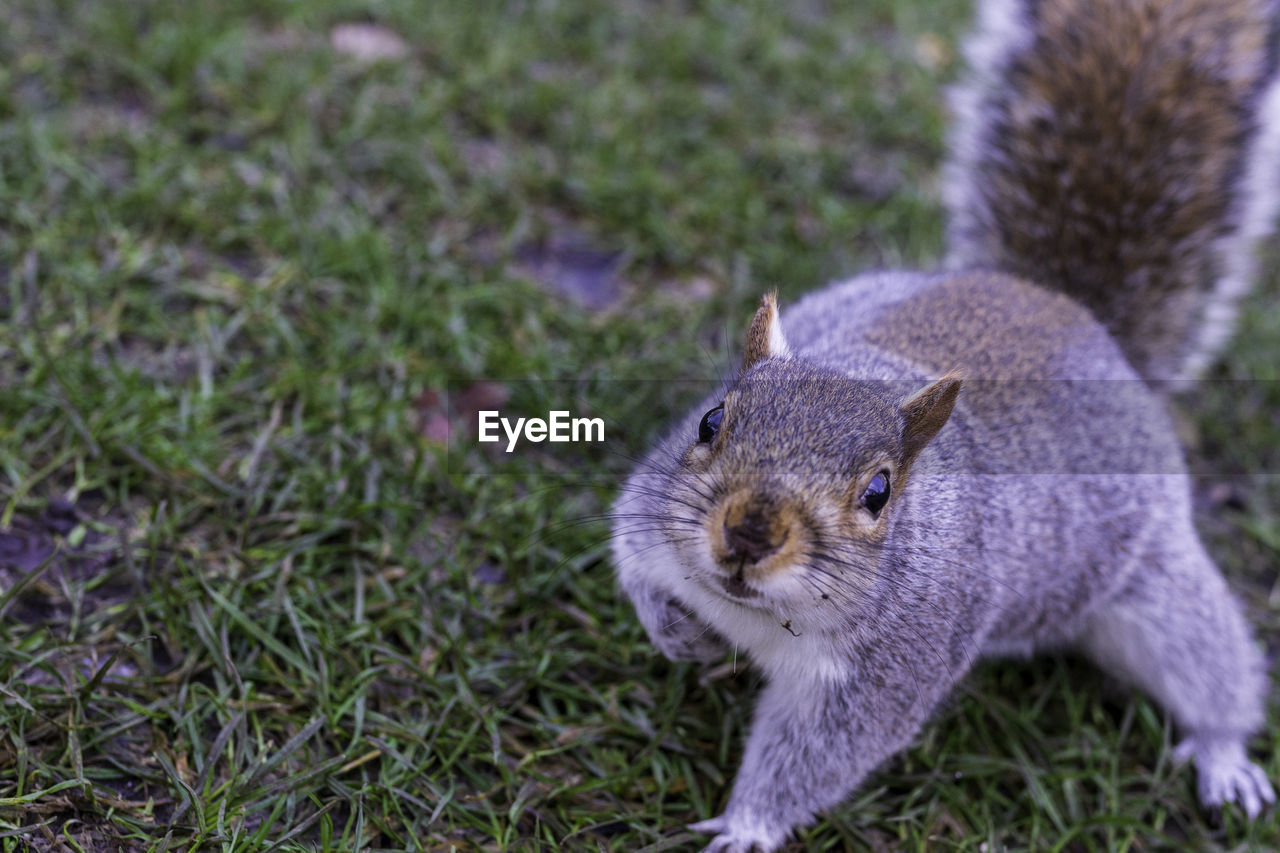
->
[712,489,803,579]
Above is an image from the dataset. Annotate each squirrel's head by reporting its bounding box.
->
[667,293,962,613]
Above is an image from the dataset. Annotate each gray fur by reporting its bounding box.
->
[614,273,1272,851]
[612,0,1278,847]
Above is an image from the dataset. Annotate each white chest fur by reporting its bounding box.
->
[678,579,849,684]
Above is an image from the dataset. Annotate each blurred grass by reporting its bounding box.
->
[0,0,1278,850]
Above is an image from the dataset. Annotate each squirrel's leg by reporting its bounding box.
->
[691,660,947,852]
[1078,533,1273,817]
[619,570,727,663]
[612,526,727,662]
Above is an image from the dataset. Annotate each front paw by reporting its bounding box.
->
[648,597,726,663]
[690,814,786,853]
[1174,735,1275,819]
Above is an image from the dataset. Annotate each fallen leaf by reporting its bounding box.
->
[330,23,409,62]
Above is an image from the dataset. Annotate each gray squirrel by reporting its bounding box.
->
[610,0,1280,849]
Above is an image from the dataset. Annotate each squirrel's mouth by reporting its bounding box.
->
[721,569,761,599]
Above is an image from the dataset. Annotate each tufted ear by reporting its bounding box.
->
[899,370,962,462]
[741,291,791,375]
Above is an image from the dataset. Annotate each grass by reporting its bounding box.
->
[1,0,1278,850]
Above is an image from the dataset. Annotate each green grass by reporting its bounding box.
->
[1,0,1278,850]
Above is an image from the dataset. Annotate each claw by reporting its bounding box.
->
[687,813,784,852]
[689,816,727,835]
[1177,734,1275,820]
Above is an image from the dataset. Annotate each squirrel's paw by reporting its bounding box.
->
[1174,735,1275,819]
[648,597,726,663]
[690,814,786,853]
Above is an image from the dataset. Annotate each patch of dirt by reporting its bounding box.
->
[0,498,132,629]
[513,231,625,311]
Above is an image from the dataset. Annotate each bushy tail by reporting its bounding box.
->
[944,0,1280,383]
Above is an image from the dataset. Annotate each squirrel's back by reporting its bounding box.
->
[783,270,1180,481]
[944,0,1280,383]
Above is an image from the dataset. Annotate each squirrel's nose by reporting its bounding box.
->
[723,512,784,564]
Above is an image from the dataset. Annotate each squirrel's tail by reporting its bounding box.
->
[943,0,1280,383]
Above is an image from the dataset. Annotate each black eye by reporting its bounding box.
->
[861,471,890,516]
[698,405,723,444]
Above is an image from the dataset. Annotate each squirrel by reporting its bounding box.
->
[610,0,1280,850]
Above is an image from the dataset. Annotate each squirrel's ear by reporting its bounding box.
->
[899,370,962,461]
[742,291,790,375]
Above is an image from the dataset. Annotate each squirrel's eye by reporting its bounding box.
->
[860,471,890,516]
[698,405,724,444]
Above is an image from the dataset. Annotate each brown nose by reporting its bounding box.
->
[723,511,784,564]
